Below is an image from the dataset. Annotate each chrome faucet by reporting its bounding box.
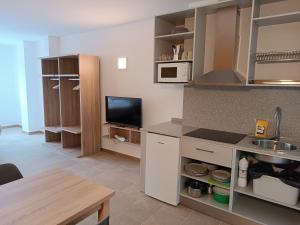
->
[273,106,282,141]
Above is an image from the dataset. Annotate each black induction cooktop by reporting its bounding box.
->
[185,128,246,144]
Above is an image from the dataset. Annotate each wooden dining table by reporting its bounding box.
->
[0,168,115,225]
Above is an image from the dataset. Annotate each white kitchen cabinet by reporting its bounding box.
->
[145,132,181,205]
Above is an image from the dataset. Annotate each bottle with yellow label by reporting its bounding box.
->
[255,119,269,138]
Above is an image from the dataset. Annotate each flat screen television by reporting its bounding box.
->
[105,96,142,128]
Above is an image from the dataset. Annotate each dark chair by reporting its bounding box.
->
[0,163,23,185]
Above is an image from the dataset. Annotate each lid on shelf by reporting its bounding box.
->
[212,170,231,183]
[185,163,209,177]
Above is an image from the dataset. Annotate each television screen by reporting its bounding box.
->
[105,96,142,128]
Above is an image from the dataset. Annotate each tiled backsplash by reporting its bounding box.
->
[183,86,300,140]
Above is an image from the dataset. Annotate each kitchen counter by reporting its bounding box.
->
[143,121,300,161]
[142,120,196,138]
[142,121,300,225]
[236,136,300,161]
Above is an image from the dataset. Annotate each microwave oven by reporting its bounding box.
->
[157,62,192,83]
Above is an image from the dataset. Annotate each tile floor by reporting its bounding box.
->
[0,128,230,225]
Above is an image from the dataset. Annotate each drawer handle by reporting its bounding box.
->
[195,148,214,154]
[157,142,165,145]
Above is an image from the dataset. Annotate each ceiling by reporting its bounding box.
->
[0,0,201,41]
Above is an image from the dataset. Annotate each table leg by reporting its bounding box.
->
[98,200,110,225]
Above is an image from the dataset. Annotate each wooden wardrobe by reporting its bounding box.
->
[41,54,101,156]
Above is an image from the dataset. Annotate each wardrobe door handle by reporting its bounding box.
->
[195,148,214,154]
[157,142,165,145]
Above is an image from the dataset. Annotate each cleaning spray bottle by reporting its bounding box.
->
[238,157,249,187]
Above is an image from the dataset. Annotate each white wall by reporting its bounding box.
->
[0,38,56,132]
[59,19,184,128]
[14,39,50,133]
[21,41,45,132]
[47,36,60,56]
[0,44,22,126]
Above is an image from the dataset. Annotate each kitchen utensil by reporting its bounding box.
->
[212,170,231,183]
[187,180,205,198]
[213,186,230,195]
[181,51,188,60]
[207,178,230,189]
[213,186,230,204]
[185,163,208,177]
[255,154,291,165]
[187,50,193,59]
[172,45,181,61]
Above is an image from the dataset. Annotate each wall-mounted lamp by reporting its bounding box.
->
[118,57,127,70]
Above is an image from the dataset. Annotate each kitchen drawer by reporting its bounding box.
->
[181,136,233,168]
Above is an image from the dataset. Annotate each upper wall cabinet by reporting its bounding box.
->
[154,9,196,83]
[154,0,300,87]
[247,0,300,86]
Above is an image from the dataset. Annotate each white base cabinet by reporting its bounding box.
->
[145,133,180,205]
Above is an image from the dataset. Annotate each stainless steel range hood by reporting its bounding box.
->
[194,69,245,86]
[194,5,245,87]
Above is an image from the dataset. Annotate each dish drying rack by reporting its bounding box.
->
[255,50,300,64]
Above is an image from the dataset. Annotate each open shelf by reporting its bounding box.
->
[247,1,300,86]
[41,58,58,75]
[59,74,79,77]
[234,181,300,211]
[59,56,79,75]
[106,124,141,146]
[131,130,141,145]
[253,11,300,26]
[155,9,195,36]
[42,74,59,77]
[181,172,230,190]
[102,134,140,147]
[62,126,81,134]
[232,194,300,225]
[60,75,81,136]
[155,32,194,41]
[154,8,196,83]
[181,156,231,189]
[45,126,61,134]
[42,75,61,143]
[62,130,81,148]
[180,189,229,212]
[44,131,61,143]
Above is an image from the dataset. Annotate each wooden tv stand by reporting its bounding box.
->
[105,124,141,145]
[102,124,141,158]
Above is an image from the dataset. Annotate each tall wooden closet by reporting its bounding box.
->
[41,54,101,156]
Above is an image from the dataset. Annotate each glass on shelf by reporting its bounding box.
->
[158,54,173,61]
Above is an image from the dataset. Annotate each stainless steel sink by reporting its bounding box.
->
[252,139,298,164]
[252,139,298,151]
